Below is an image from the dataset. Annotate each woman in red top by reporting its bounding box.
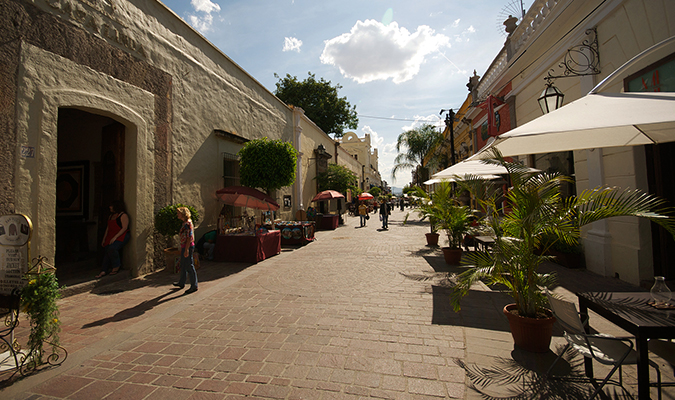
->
[96,200,130,278]
[172,206,198,294]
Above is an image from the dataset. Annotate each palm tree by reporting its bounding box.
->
[392,124,443,184]
[451,148,675,318]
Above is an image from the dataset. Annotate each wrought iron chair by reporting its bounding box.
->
[546,293,662,399]
[649,339,675,379]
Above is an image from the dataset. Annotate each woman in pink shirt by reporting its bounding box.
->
[173,207,198,294]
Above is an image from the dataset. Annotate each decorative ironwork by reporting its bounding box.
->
[544,28,600,83]
[0,257,67,381]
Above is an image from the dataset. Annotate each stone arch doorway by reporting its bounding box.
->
[55,107,126,285]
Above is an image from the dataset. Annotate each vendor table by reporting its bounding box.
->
[278,221,315,245]
[214,230,281,263]
[318,214,339,230]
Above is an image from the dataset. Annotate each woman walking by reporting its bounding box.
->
[173,206,198,294]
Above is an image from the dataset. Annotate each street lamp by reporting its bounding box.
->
[538,81,565,114]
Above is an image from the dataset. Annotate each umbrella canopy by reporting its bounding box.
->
[358,192,374,200]
[215,186,280,211]
[489,91,675,157]
[432,159,538,179]
[311,190,345,202]
[424,175,501,185]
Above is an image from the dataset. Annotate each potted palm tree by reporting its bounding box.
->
[450,149,675,353]
[414,183,475,262]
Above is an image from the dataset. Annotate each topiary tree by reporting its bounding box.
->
[238,138,297,194]
[369,186,382,197]
[155,203,200,238]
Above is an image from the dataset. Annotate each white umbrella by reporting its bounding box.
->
[424,175,501,185]
[432,159,538,179]
[490,91,675,157]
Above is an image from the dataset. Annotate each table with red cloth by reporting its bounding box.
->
[213,230,281,263]
[318,214,339,230]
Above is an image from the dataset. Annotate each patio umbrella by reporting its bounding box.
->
[431,159,538,179]
[311,190,345,202]
[215,186,280,211]
[489,91,675,157]
[358,192,374,200]
[423,175,501,185]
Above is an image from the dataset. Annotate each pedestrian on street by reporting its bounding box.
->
[358,201,368,227]
[379,200,391,229]
[173,206,198,294]
[399,197,405,211]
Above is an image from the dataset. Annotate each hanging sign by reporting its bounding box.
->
[0,214,32,295]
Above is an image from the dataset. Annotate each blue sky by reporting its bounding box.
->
[159,0,530,187]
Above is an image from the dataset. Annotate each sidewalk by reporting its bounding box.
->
[1,208,673,399]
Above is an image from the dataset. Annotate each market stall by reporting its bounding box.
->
[311,190,345,231]
[213,186,281,264]
[276,221,315,245]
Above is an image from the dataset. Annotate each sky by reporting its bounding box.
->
[158,0,531,188]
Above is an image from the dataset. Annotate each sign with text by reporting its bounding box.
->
[0,214,32,295]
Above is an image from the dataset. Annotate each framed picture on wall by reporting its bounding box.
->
[56,161,89,218]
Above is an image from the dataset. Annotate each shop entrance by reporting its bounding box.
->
[647,142,675,280]
[55,107,126,285]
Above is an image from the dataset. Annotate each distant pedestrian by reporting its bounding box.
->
[379,201,391,229]
[173,206,198,294]
[399,198,404,211]
[358,202,368,227]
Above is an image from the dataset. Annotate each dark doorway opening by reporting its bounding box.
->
[56,108,126,286]
[646,142,675,280]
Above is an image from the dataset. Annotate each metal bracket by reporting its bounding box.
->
[544,28,600,83]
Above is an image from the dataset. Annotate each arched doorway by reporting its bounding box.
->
[55,108,126,285]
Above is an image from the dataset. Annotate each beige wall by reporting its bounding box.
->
[481,0,675,285]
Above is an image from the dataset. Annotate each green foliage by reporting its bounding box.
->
[316,163,358,194]
[369,187,382,197]
[274,72,358,138]
[413,183,475,246]
[451,148,675,318]
[155,204,200,237]
[402,185,416,195]
[392,124,444,180]
[238,138,297,193]
[21,271,61,363]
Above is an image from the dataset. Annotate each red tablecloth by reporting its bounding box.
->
[214,230,281,263]
[319,214,339,230]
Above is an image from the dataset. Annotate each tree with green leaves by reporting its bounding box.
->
[392,124,444,184]
[369,186,382,197]
[316,163,359,194]
[274,72,358,138]
[238,138,297,194]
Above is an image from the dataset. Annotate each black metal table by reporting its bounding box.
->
[577,291,675,399]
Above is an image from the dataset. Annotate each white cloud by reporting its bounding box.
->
[452,19,460,28]
[283,37,303,52]
[320,20,451,84]
[191,0,220,13]
[186,0,221,33]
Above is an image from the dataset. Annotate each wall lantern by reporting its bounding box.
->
[538,28,600,114]
[538,82,565,114]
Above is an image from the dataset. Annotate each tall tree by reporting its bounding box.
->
[316,163,359,194]
[274,72,358,138]
[392,124,444,184]
[238,138,297,194]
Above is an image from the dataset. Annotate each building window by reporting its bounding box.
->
[223,152,240,187]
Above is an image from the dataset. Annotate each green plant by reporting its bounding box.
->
[155,204,200,237]
[238,137,297,194]
[21,270,61,364]
[451,149,675,318]
[413,182,474,243]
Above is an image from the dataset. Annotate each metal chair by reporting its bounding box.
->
[649,339,675,378]
[546,293,662,399]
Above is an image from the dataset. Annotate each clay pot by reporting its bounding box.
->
[503,304,556,353]
[442,247,463,265]
[425,232,440,246]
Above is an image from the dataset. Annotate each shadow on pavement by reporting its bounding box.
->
[82,289,185,328]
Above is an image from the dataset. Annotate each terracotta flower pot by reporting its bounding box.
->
[503,304,556,353]
[425,232,439,246]
[163,247,180,273]
[442,247,463,265]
